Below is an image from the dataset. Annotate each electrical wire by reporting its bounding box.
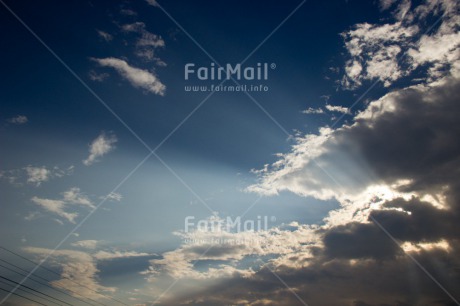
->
[0,260,97,306]
[0,286,47,306]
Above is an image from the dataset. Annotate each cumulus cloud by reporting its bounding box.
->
[31,187,94,223]
[92,57,166,95]
[83,132,117,166]
[7,115,28,124]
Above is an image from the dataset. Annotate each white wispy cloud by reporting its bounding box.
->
[88,70,109,82]
[302,107,324,114]
[83,132,117,166]
[62,187,95,208]
[31,197,78,223]
[105,192,123,202]
[1,165,73,186]
[325,104,350,114]
[7,115,28,124]
[92,57,166,95]
[120,21,166,65]
[31,187,94,223]
[121,22,164,47]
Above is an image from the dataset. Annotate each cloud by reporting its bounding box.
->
[141,216,318,283]
[23,245,154,301]
[96,30,112,42]
[92,57,166,95]
[121,22,164,48]
[31,187,94,223]
[120,22,166,64]
[340,0,460,89]
[71,240,99,250]
[379,0,398,11]
[302,107,324,114]
[31,197,78,223]
[325,104,350,114]
[145,0,159,7]
[1,165,73,186]
[83,132,117,166]
[24,166,50,185]
[88,70,109,82]
[7,115,28,124]
[62,187,94,208]
[105,192,123,202]
[24,247,116,300]
[93,250,152,261]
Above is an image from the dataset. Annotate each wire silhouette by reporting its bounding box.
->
[0,260,97,306]
[0,278,63,305]
[0,286,47,306]
[0,275,72,306]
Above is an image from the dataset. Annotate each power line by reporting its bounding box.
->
[0,246,127,305]
[0,275,71,306]
[0,279,63,306]
[0,286,47,306]
[0,260,96,306]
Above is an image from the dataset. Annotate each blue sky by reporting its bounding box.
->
[1,0,460,305]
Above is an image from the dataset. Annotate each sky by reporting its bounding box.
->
[0,0,459,305]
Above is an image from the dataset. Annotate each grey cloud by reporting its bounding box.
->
[323,221,401,260]
[337,77,460,193]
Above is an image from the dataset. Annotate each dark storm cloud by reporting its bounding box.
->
[333,77,460,194]
[323,221,401,259]
[375,197,460,242]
